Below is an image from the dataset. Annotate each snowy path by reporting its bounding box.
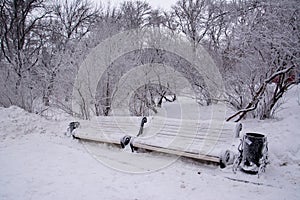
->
[1,133,298,200]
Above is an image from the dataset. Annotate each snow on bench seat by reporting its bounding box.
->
[73,116,142,145]
[132,116,241,163]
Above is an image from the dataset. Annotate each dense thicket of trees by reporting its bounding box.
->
[0,0,299,120]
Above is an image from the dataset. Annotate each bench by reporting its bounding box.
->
[132,116,241,164]
[73,116,242,165]
[73,116,143,145]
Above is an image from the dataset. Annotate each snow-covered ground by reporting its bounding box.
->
[0,86,300,200]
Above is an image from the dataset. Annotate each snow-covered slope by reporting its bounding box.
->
[0,86,300,200]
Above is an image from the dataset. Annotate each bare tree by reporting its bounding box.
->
[172,0,228,51]
[51,0,99,42]
[54,4,123,118]
[40,0,100,107]
[0,0,50,111]
[225,0,300,121]
[119,0,151,29]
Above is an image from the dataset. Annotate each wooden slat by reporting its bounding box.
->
[80,128,137,134]
[132,142,220,163]
[73,133,121,145]
[155,132,230,142]
[157,130,232,137]
[134,142,225,156]
[149,123,236,132]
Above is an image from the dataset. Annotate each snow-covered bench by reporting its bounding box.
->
[73,116,143,145]
[73,116,242,165]
[131,116,242,164]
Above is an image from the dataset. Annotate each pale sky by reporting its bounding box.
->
[93,0,176,11]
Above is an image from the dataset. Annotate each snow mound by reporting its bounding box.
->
[268,85,300,165]
[0,106,71,142]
